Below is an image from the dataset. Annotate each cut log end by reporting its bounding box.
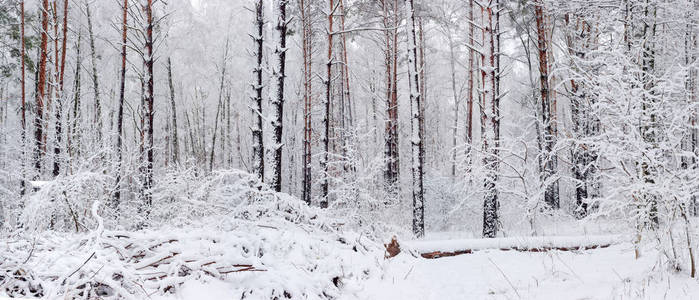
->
[384,236,401,258]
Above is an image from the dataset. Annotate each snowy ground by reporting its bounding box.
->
[342,243,698,300]
[141,239,698,300]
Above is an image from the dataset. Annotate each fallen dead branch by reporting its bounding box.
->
[403,235,621,259]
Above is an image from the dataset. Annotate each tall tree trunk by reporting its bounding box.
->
[566,14,598,219]
[69,30,82,172]
[321,0,335,208]
[640,0,658,228]
[52,0,68,177]
[534,0,559,209]
[300,0,312,205]
[406,0,425,238]
[167,58,179,165]
[113,0,128,207]
[86,1,102,145]
[466,0,474,158]
[448,34,459,179]
[210,38,229,172]
[20,0,26,195]
[35,0,49,175]
[481,0,501,238]
[270,0,288,192]
[251,0,265,182]
[143,0,155,210]
[691,0,698,216]
[381,0,400,195]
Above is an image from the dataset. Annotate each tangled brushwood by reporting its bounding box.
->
[1,170,383,299]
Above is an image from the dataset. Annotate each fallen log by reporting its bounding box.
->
[404,235,622,259]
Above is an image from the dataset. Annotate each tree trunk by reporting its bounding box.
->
[209,38,229,172]
[113,0,128,207]
[640,0,658,228]
[34,0,49,175]
[534,0,559,209]
[251,0,265,182]
[381,0,400,195]
[481,0,501,238]
[86,1,102,145]
[20,0,26,195]
[52,0,68,177]
[406,0,425,238]
[466,0,474,158]
[321,0,335,208]
[69,30,82,172]
[167,58,179,165]
[269,0,288,192]
[300,0,312,205]
[143,0,155,210]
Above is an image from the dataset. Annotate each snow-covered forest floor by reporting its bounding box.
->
[349,242,698,300]
[2,185,697,300]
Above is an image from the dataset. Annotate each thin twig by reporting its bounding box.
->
[63,251,96,284]
[488,257,522,299]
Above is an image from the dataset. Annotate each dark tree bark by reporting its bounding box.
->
[270,0,288,193]
[69,30,82,169]
[640,0,658,228]
[406,0,425,238]
[20,0,26,195]
[321,0,335,208]
[300,0,312,205]
[251,0,265,181]
[565,14,599,219]
[113,0,128,207]
[52,0,68,177]
[167,58,179,165]
[210,38,229,172]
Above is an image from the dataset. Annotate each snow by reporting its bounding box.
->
[344,243,699,300]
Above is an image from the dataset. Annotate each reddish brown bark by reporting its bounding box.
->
[34,0,49,173]
[381,0,400,190]
[421,244,612,259]
[535,0,560,209]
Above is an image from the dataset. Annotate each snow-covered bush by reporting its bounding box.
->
[2,167,386,299]
[20,172,112,232]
